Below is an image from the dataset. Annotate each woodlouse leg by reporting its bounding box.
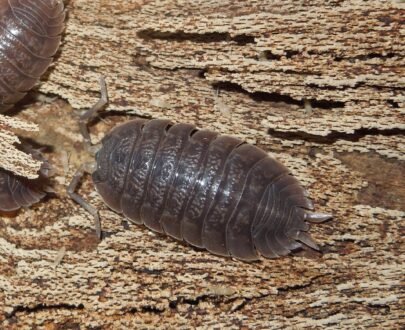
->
[79,76,108,150]
[67,162,101,239]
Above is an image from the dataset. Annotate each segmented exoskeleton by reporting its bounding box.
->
[0,146,51,211]
[0,0,65,112]
[0,168,46,211]
[68,78,331,261]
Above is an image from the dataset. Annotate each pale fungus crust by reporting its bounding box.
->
[0,0,404,328]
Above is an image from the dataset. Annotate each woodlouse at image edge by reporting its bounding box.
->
[68,79,332,261]
[0,0,65,211]
[0,0,65,113]
[0,166,46,211]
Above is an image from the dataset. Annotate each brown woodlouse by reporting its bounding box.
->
[68,78,331,261]
[0,149,51,212]
[0,0,65,112]
[0,169,45,211]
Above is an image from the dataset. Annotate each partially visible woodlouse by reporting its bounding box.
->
[0,0,65,112]
[0,168,46,211]
[0,150,51,212]
[68,78,331,261]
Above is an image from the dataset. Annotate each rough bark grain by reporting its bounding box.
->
[0,115,42,179]
[0,0,404,329]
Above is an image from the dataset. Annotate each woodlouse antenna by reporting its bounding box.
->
[67,162,101,239]
[79,76,108,152]
[68,77,109,240]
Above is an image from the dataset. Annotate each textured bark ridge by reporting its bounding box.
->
[0,115,42,179]
[0,0,404,328]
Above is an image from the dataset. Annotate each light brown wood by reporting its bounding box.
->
[0,115,42,179]
[0,0,404,328]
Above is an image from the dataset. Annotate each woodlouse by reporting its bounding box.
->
[68,78,331,261]
[0,0,65,112]
[0,149,51,211]
[0,168,46,211]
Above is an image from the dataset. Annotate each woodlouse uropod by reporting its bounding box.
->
[68,78,331,261]
[0,0,65,112]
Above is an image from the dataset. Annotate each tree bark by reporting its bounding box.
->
[0,0,403,328]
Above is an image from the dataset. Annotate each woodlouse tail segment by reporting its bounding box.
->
[286,211,332,252]
[251,173,330,258]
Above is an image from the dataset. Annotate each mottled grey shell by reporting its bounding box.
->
[0,169,46,211]
[93,119,323,261]
[0,0,65,112]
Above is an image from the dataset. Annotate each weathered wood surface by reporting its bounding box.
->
[0,0,404,328]
[0,115,42,179]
